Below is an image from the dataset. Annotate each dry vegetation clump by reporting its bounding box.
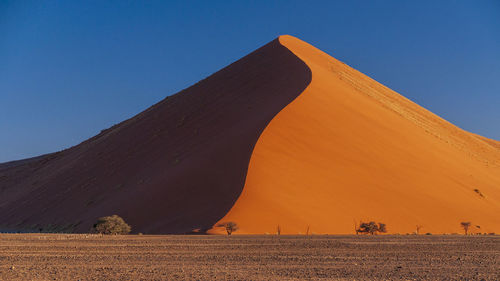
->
[92,215,131,235]
[356,221,387,235]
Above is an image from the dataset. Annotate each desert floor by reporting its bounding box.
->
[0,234,498,280]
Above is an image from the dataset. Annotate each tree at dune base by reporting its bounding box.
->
[460,222,471,235]
[92,215,131,235]
[217,222,239,236]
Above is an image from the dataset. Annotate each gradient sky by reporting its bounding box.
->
[1,1,499,162]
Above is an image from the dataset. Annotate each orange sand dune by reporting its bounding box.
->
[213,35,500,235]
[1,35,498,235]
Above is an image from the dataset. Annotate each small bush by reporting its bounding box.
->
[356,221,387,235]
[93,215,131,235]
[378,223,387,233]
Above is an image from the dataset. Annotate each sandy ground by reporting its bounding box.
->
[0,234,498,280]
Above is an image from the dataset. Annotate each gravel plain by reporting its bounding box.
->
[0,234,498,280]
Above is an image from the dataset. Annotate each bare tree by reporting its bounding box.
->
[305,225,310,236]
[460,222,471,235]
[415,225,423,235]
[217,222,239,236]
[277,225,281,235]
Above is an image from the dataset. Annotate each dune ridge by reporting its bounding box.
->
[213,35,500,235]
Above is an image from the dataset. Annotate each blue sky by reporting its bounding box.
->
[1,1,499,162]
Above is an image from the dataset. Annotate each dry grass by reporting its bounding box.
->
[0,234,498,280]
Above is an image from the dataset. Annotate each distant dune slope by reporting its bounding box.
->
[213,35,500,234]
[0,39,311,233]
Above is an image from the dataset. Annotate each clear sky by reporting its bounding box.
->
[1,1,499,162]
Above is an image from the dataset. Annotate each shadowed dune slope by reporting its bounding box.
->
[213,35,500,235]
[0,39,311,233]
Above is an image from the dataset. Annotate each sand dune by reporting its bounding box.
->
[0,39,310,233]
[1,36,498,234]
[212,35,500,235]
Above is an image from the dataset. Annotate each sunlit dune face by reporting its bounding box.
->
[211,35,500,235]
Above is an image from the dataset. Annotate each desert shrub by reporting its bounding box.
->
[93,215,131,235]
[217,221,239,235]
[356,221,387,235]
[378,223,387,233]
[460,222,471,235]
